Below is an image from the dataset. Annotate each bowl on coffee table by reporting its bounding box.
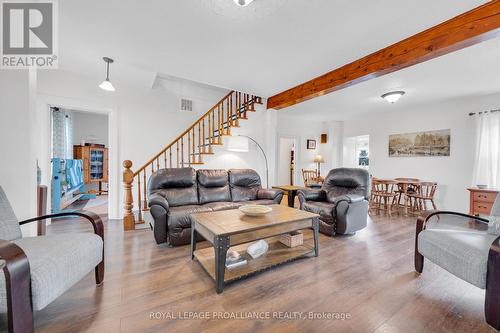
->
[239,204,272,217]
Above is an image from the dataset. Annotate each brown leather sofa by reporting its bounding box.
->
[148,168,283,246]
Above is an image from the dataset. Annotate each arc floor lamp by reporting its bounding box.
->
[227,135,269,188]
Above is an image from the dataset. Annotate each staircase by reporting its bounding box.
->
[122,90,263,230]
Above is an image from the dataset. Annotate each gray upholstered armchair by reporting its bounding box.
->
[415,196,500,330]
[0,186,104,333]
[298,168,370,236]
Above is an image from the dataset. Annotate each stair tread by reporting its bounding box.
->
[190,152,214,155]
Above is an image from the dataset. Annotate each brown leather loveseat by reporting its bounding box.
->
[148,168,283,246]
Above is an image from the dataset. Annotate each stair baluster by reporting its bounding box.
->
[196,123,200,163]
[175,141,179,168]
[137,171,142,222]
[202,119,206,153]
[235,92,239,122]
[211,110,215,144]
[181,137,184,167]
[142,170,148,213]
[218,105,222,144]
[244,94,248,118]
[226,98,231,135]
[188,131,192,166]
[192,129,196,164]
[207,114,213,153]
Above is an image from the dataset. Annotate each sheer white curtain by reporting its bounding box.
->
[52,109,73,159]
[472,112,500,188]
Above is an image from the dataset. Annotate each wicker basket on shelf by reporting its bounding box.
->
[279,231,303,248]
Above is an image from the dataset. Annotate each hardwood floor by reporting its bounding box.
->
[32,202,496,333]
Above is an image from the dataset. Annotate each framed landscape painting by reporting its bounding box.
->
[389,129,450,157]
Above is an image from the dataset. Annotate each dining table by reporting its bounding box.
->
[395,179,422,216]
[372,178,423,216]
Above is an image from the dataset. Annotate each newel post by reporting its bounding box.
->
[123,160,135,231]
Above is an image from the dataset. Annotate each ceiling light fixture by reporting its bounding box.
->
[233,0,255,7]
[99,57,115,92]
[381,91,405,104]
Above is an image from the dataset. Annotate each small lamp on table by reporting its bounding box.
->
[314,155,324,179]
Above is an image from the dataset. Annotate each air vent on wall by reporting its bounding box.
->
[180,98,193,112]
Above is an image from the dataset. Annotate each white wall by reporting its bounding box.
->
[277,137,295,185]
[202,104,277,189]
[36,69,280,218]
[203,107,336,189]
[323,121,344,171]
[0,70,38,235]
[72,111,109,147]
[343,92,500,212]
[275,115,329,186]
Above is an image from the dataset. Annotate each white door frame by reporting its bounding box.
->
[275,133,300,186]
[37,93,119,219]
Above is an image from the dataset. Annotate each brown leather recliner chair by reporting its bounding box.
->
[148,168,283,246]
[298,168,370,236]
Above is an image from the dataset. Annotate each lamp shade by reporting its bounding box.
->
[314,155,324,163]
[99,79,115,91]
[227,136,249,152]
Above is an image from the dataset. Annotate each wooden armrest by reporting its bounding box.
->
[19,210,104,240]
[416,210,489,234]
[486,235,500,328]
[0,240,34,332]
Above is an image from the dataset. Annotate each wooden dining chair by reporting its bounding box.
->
[408,182,437,212]
[369,178,380,214]
[394,177,420,207]
[371,179,399,216]
[302,169,322,187]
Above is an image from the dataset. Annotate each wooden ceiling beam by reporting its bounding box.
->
[267,1,500,110]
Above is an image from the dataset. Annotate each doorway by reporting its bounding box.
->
[49,107,109,216]
[277,136,298,186]
[343,135,370,170]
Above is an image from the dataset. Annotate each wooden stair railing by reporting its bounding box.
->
[123,91,262,230]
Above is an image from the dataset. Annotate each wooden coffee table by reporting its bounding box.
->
[190,205,319,293]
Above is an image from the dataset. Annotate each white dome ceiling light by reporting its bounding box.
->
[233,0,255,7]
[201,0,287,20]
[381,91,405,104]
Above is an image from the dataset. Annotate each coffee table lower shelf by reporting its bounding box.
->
[194,238,314,284]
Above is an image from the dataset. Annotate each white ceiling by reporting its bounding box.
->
[58,0,488,98]
[280,36,500,120]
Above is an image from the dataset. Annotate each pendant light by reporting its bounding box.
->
[99,57,115,92]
